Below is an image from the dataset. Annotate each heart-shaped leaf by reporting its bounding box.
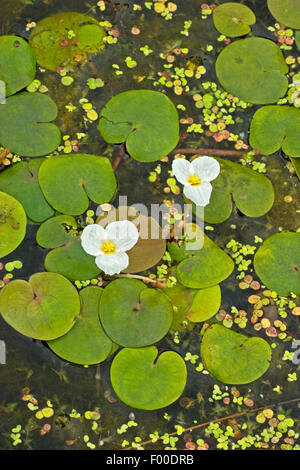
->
[98,90,180,162]
[110,346,187,410]
[168,224,234,289]
[99,278,173,347]
[267,0,300,29]
[216,38,288,104]
[254,232,300,296]
[36,215,101,281]
[0,191,26,258]
[0,92,61,157]
[165,280,221,331]
[96,206,166,273]
[48,287,113,365]
[190,157,275,223]
[249,106,300,158]
[201,324,272,384]
[0,272,80,340]
[0,35,36,97]
[0,159,54,223]
[38,154,117,215]
[213,3,256,37]
[29,12,106,71]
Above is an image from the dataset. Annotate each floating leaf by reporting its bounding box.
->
[0,272,80,340]
[267,0,300,29]
[38,154,117,215]
[216,38,288,104]
[291,157,300,178]
[249,106,300,158]
[97,206,166,273]
[254,232,300,296]
[168,224,234,289]
[296,31,300,51]
[190,157,275,223]
[164,276,221,330]
[201,324,272,384]
[0,92,61,157]
[29,12,106,71]
[0,192,26,258]
[110,346,187,410]
[48,287,113,365]
[98,90,179,162]
[0,159,54,223]
[99,278,173,347]
[0,35,36,96]
[213,3,256,37]
[36,215,101,280]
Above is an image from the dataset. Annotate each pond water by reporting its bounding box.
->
[0,0,299,451]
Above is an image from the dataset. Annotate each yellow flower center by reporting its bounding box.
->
[101,241,116,255]
[187,175,201,187]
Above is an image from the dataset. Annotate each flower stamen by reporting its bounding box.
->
[187,175,201,187]
[101,241,116,255]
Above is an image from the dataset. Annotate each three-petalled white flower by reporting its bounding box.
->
[81,220,139,276]
[172,156,220,207]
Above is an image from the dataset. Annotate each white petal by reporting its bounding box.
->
[81,224,107,256]
[172,158,192,184]
[191,156,220,182]
[106,220,139,252]
[95,251,129,275]
[184,181,213,207]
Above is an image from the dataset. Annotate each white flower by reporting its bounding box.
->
[172,156,220,206]
[81,220,139,275]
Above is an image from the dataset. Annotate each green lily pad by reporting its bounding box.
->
[0,35,36,97]
[0,92,61,157]
[0,272,80,340]
[267,0,300,29]
[48,287,113,365]
[165,281,221,331]
[110,346,187,410]
[168,224,234,289]
[98,90,179,162]
[36,215,101,281]
[29,12,106,71]
[191,157,274,223]
[213,3,256,37]
[216,38,288,104]
[0,159,54,223]
[97,206,166,273]
[38,154,117,215]
[254,232,300,296]
[0,192,26,258]
[296,31,300,51]
[291,157,300,178]
[201,324,272,384]
[99,278,173,347]
[249,106,300,158]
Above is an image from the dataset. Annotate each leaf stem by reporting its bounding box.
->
[173,148,249,157]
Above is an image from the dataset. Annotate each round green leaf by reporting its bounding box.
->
[216,38,288,104]
[165,281,221,330]
[97,206,166,273]
[201,324,272,384]
[29,12,106,71]
[0,92,61,157]
[254,232,300,296]
[48,287,113,365]
[36,215,101,281]
[110,346,187,410]
[267,0,300,29]
[99,278,173,347]
[0,35,36,97]
[213,3,256,37]
[98,90,179,162]
[0,159,54,223]
[38,154,117,215]
[168,225,234,289]
[0,272,80,340]
[0,192,26,258]
[249,106,300,158]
